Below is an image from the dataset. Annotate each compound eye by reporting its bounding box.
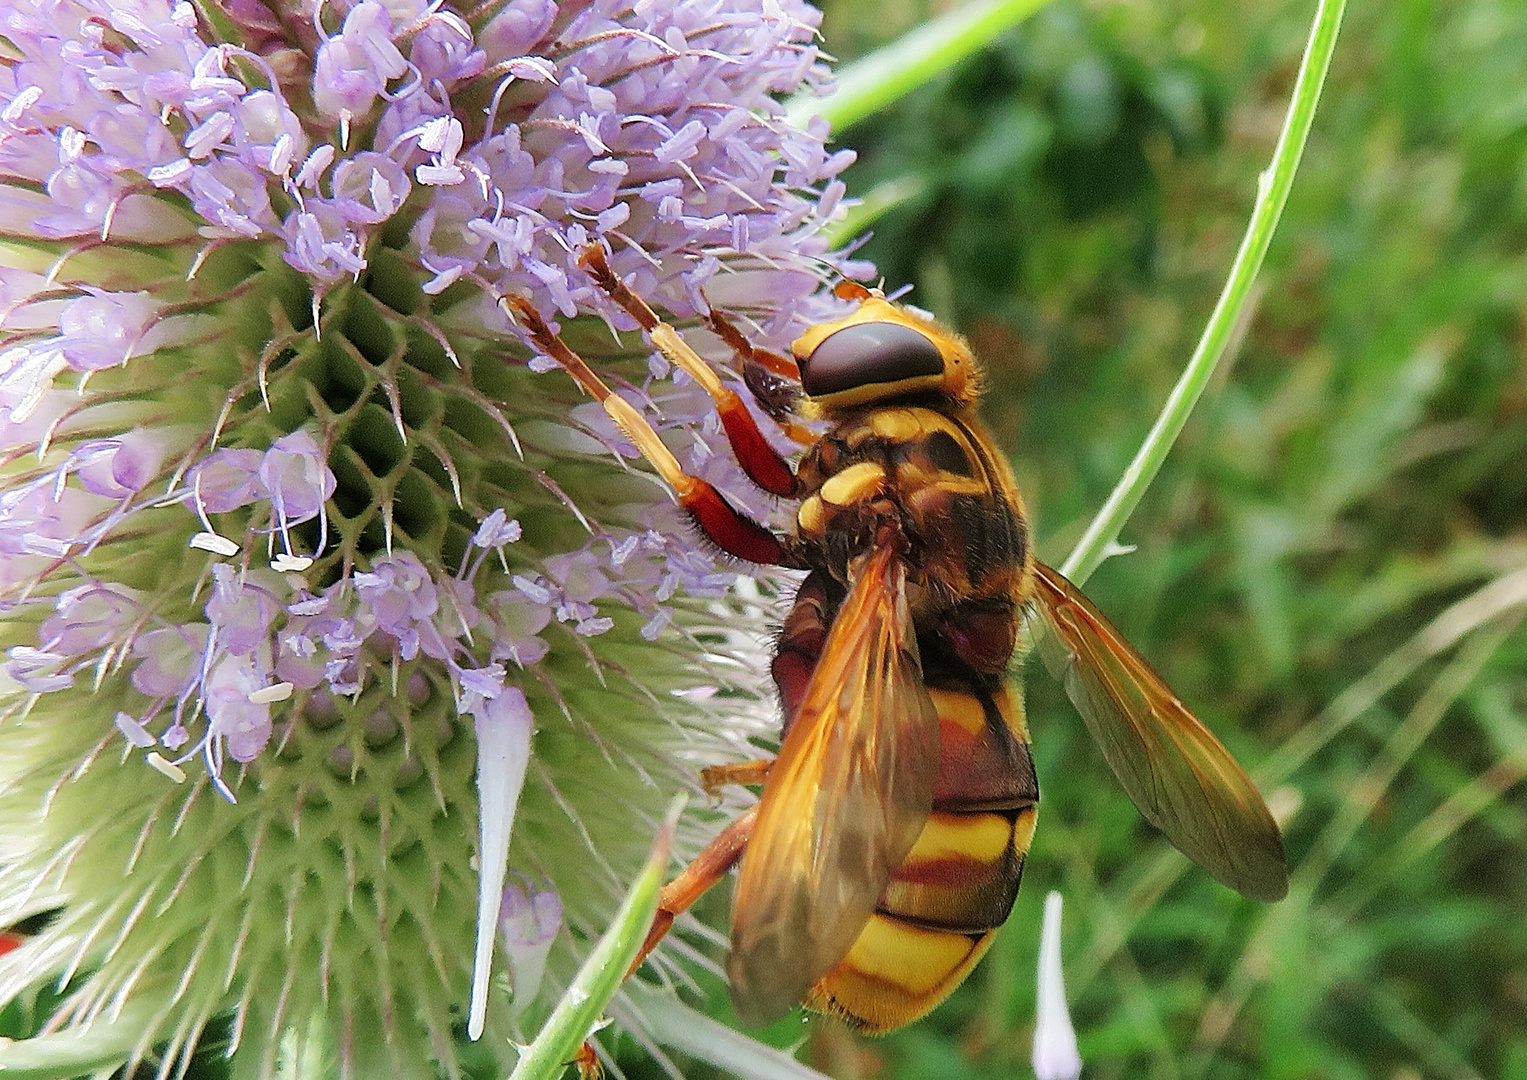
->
[799,322,944,398]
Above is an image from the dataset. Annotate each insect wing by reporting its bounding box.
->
[1031,562,1288,901]
[729,544,940,1026]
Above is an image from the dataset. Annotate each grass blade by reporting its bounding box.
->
[822,175,927,248]
[784,0,1055,134]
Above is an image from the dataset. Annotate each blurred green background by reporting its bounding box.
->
[627,0,1527,1077]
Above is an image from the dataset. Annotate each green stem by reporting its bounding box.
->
[507,797,684,1080]
[1060,0,1347,586]
[783,0,1055,134]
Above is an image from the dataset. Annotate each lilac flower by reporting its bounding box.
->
[499,879,564,1017]
[0,0,853,1074]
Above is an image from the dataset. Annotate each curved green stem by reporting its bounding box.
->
[1060,0,1346,586]
[508,797,683,1080]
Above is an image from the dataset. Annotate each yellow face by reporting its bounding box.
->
[789,294,981,413]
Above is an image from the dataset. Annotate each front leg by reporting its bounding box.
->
[511,298,789,567]
[580,247,802,498]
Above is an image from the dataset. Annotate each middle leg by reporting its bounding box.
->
[701,759,772,795]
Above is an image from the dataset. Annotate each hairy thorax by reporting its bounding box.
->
[786,402,1033,677]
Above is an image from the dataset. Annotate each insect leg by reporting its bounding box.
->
[580,247,801,497]
[701,304,799,381]
[511,298,788,566]
[628,805,759,976]
[700,758,772,795]
[703,307,817,449]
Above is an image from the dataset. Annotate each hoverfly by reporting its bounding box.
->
[512,249,1287,1034]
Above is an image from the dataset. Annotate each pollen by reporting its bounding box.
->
[248,682,295,704]
[189,532,239,556]
[145,753,187,783]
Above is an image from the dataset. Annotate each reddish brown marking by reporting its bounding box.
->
[771,650,816,726]
[887,855,1005,889]
[680,482,785,565]
[931,712,1037,811]
[879,871,1023,933]
[718,387,799,496]
[772,573,834,727]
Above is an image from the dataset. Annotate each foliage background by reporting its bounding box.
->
[622,0,1527,1077]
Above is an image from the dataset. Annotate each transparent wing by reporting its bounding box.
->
[728,544,940,1026]
[1031,562,1288,901]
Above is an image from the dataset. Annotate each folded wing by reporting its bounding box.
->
[1031,562,1288,901]
[729,544,941,1025]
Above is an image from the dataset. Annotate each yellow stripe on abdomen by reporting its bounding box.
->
[807,915,999,1034]
[808,800,1038,1033]
[880,807,1036,932]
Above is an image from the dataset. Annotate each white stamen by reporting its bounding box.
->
[248,682,294,704]
[58,126,87,160]
[271,553,313,572]
[114,711,157,748]
[1033,891,1082,1080]
[146,752,187,783]
[2,84,43,122]
[190,531,240,556]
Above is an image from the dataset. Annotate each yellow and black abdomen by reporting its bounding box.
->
[805,677,1038,1033]
[785,403,1037,1032]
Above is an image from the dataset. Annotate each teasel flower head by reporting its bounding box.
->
[0,0,858,1074]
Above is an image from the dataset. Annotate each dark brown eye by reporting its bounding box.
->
[799,322,943,397]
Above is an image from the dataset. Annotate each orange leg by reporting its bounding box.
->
[572,1040,603,1080]
[510,299,788,567]
[579,247,801,498]
[700,758,772,796]
[703,307,818,449]
[702,305,799,380]
[628,806,759,977]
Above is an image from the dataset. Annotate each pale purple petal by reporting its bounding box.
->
[190,448,266,513]
[131,624,211,698]
[259,430,336,524]
[205,654,272,762]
